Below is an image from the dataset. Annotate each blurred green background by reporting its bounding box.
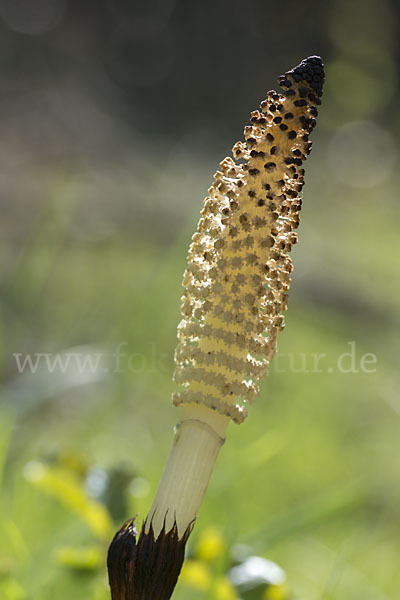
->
[0,0,399,598]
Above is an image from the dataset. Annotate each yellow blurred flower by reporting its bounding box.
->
[180,559,212,591]
[0,578,26,600]
[195,527,226,562]
[214,575,239,600]
[24,461,113,541]
[263,582,289,600]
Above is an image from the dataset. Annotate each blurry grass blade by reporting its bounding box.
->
[246,481,366,549]
[4,177,79,309]
[56,545,103,570]
[2,519,30,562]
[0,409,14,487]
[239,431,284,470]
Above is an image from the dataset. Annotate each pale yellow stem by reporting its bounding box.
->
[146,404,229,538]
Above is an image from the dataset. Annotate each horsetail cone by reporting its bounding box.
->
[108,56,325,599]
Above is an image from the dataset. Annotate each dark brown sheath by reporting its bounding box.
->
[107,517,193,600]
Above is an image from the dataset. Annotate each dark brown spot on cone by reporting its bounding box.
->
[107,516,194,600]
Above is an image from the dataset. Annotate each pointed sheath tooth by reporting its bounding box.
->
[107,517,193,600]
[107,518,137,600]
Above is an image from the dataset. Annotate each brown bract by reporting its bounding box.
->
[107,517,193,600]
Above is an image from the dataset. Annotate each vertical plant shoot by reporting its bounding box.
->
[108,56,325,599]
